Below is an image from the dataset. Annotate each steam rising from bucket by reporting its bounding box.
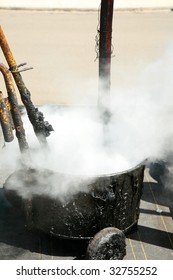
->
[1,45,173,197]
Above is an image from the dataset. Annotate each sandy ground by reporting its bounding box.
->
[0,9,173,105]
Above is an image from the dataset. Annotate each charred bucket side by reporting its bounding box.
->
[3,163,145,240]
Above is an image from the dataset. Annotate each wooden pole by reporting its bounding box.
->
[0,26,53,148]
[0,63,29,153]
[0,91,14,143]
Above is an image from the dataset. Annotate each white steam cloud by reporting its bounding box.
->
[1,44,173,197]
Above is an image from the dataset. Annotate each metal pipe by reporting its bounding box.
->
[3,97,14,129]
[0,63,29,153]
[0,25,53,148]
[98,0,114,120]
[0,91,14,142]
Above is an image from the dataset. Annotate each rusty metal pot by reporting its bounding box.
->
[4,162,145,240]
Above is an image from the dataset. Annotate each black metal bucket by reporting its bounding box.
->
[3,162,145,240]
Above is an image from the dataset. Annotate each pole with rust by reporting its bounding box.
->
[0,26,53,148]
[98,0,114,122]
[0,91,14,143]
[0,63,29,153]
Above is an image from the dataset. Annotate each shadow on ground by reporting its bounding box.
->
[129,224,173,250]
[146,160,173,219]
